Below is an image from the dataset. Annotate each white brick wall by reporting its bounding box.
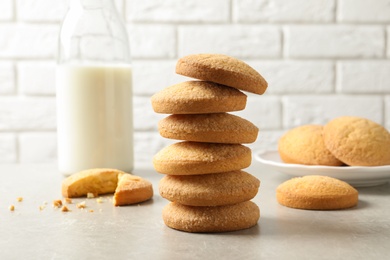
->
[0,0,389,166]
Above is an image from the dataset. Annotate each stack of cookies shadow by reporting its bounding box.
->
[151,54,268,233]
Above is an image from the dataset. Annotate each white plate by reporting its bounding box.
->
[254,150,390,187]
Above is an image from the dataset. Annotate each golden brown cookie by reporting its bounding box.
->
[278,125,343,166]
[158,113,259,144]
[162,201,260,233]
[159,170,260,206]
[176,54,268,95]
[62,168,154,206]
[62,168,124,198]
[113,174,154,206]
[151,81,247,114]
[323,116,390,166]
[276,175,358,210]
[153,141,252,175]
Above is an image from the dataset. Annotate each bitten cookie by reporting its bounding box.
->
[158,113,259,144]
[62,168,125,198]
[162,201,260,233]
[276,175,358,210]
[62,168,154,206]
[176,54,268,95]
[153,141,251,175]
[278,125,343,166]
[151,81,247,114]
[323,116,390,166]
[113,174,153,206]
[159,170,260,206]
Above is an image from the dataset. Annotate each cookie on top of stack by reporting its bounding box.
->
[151,53,268,233]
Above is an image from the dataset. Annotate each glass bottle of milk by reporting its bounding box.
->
[56,0,133,176]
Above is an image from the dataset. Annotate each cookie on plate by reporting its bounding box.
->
[162,201,260,233]
[159,170,260,206]
[158,113,259,144]
[151,81,247,114]
[276,175,358,210]
[323,116,390,166]
[278,124,343,166]
[176,54,268,95]
[153,141,252,175]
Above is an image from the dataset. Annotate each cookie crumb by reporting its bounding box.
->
[89,209,94,213]
[64,198,72,204]
[39,205,46,211]
[61,205,70,212]
[17,197,23,202]
[87,192,96,198]
[9,205,15,211]
[96,197,103,203]
[76,201,86,209]
[53,199,63,208]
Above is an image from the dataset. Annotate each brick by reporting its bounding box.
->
[126,0,230,22]
[0,62,15,95]
[18,61,56,95]
[0,134,17,163]
[16,0,124,21]
[132,60,187,96]
[19,132,57,163]
[232,95,282,130]
[339,0,390,23]
[283,95,383,128]
[0,0,13,21]
[0,97,56,130]
[134,131,175,167]
[0,24,58,59]
[16,0,68,22]
[234,0,335,22]
[251,60,334,94]
[179,25,281,58]
[285,25,384,58]
[128,24,176,59]
[338,61,390,94]
[133,96,165,131]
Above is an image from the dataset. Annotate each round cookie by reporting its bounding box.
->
[159,170,260,206]
[162,201,260,233]
[153,141,251,175]
[151,81,247,114]
[176,54,268,95]
[276,175,358,210]
[278,124,343,166]
[323,116,390,166]
[158,113,259,144]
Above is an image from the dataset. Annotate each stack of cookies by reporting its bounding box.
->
[151,54,268,233]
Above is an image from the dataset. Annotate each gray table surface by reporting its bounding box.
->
[0,162,389,260]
